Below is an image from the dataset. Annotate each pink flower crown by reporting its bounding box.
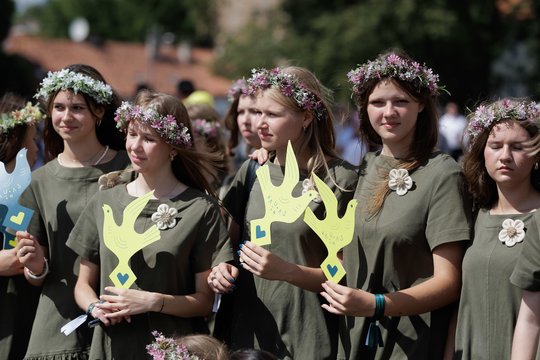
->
[192,118,221,140]
[347,53,442,97]
[146,331,201,360]
[468,99,540,140]
[227,78,248,102]
[114,101,192,148]
[246,67,326,121]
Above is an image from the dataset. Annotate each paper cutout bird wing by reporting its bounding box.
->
[102,190,161,288]
[0,148,34,249]
[303,173,357,282]
[250,141,317,246]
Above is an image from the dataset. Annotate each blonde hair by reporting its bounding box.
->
[177,334,229,360]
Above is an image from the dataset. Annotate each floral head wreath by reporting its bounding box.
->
[467,99,540,140]
[347,53,442,97]
[146,331,202,360]
[34,68,114,104]
[247,67,326,121]
[0,102,45,135]
[114,101,192,148]
[227,78,248,102]
[192,118,221,140]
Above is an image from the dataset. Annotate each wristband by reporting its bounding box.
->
[158,296,165,313]
[26,259,49,280]
[86,300,104,316]
[373,294,385,320]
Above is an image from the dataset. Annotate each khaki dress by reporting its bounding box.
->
[19,152,131,360]
[67,184,230,360]
[339,151,471,360]
[217,158,358,360]
[454,209,540,360]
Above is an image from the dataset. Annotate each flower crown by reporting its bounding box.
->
[192,118,221,140]
[35,68,114,104]
[227,78,248,102]
[146,331,201,360]
[0,102,45,134]
[114,101,192,148]
[247,67,326,121]
[347,53,441,97]
[468,99,540,139]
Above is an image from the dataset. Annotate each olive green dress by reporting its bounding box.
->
[217,158,358,360]
[511,211,540,291]
[0,270,40,360]
[454,209,540,360]
[67,184,230,360]
[340,151,471,360]
[19,152,131,360]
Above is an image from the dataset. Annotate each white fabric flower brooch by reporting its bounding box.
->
[151,204,178,230]
[302,178,322,203]
[498,218,525,247]
[388,168,413,196]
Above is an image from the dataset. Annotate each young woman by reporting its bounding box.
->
[16,64,130,359]
[224,78,262,170]
[210,66,358,359]
[67,91,231,360]
[320,52,472,359]
[0,94,43,360]
[453,99,540,359]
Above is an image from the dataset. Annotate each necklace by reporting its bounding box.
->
[58,145,109,167]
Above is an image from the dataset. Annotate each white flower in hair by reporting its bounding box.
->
[302,178,322,203]
[388,168,413,196]
[151,204,178,230]
[499,218,525,247]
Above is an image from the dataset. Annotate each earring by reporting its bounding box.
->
[535,162,539,170]
[170,153,175,161]
[96,118,102,127]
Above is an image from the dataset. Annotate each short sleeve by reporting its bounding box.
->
[511,212,540,291]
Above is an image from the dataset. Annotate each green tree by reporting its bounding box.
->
[214,0,539,106]
[22,0,215,45]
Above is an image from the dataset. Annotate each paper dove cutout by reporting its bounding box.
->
[250,141,317,246]
[102,190,161,288]
[0,148,34,249]
[303,173,357,282]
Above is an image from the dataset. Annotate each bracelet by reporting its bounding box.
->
[158,296,165,313]
[86,300,104,316]
[26,259,49,280]
[373,294,385,320]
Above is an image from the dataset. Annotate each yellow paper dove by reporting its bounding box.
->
[303,173,357,282]
[102,190,161,288]
[250,141,317,246]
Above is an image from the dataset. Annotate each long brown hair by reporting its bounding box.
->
[41,64,124,161]
[135,91,221,196]
[354,52,440,215]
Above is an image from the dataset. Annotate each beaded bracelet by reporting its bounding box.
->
[26,259,49,280]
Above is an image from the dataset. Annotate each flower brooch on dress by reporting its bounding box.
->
[302,178,322,203]
[151,204,178,230]
[388,168,413,196]
[499,218,525,247]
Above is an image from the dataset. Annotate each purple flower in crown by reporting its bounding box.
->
[247,67,327,121]
[347,53,443,97]
[227,79,248,102]
[114,101,192,148]
[467,99,540,140]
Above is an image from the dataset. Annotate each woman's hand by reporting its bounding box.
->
[208,262,238,294]
[249,148,269,165]
[0,248,24,276]
[320,281,375,317]
[15,231,47,280]
[97,286,161,320]
[89,301,125,326]
[239,241,292,281]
